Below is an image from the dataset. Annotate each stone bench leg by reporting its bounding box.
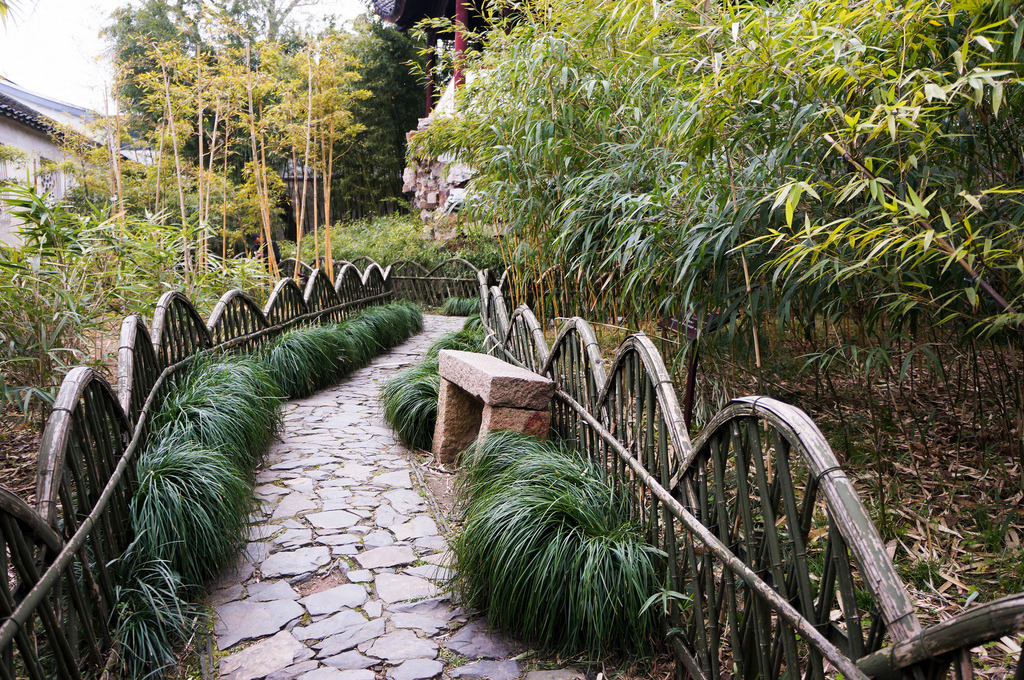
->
[479,405,550,440]
[432,378,483,466]
[432,381,553,466]
[432,350,555,466]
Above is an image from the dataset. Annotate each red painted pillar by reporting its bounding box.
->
[454,0,468,89]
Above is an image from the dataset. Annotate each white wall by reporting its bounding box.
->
[0,119,70,246]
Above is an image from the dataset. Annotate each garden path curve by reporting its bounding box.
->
[210,314,577,680]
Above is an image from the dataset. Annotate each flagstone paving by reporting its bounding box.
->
[210,315,585,680]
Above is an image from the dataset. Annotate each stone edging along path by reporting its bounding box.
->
[209,314,583,680]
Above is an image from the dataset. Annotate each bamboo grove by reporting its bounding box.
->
[413,0,1024,502]
[76,5,423,269]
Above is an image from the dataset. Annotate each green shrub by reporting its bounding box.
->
[441,296,479,316]
[452,431,663,659]
[288,214,443,268]
[262,301,424,398]
[132,436,253,586]
[381,316,484,449]
[447,230,506,273]
[110,547,201,679]
[150,355,283,472]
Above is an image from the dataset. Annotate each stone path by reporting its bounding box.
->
[210,315,584,680]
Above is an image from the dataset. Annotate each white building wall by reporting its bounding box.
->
[0,120,69,246]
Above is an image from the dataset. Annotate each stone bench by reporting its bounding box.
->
[431,350,555,465]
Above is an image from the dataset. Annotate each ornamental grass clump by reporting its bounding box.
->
[263,301,424,398]
[452,431,663,659]
[345,300,424,352]
[424,316,485,360]
[111,545,202,679]
[121,354,281,675]
[132,436,253,586]
[441,296,479,316]
[381,316,484,449]
[262,323,362,398]
[381,361,440,450]
[149,355,283,471]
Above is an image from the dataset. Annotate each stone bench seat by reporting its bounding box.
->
[431,350,554,464]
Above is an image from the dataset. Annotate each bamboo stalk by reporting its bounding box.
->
[295,44,314,279]
[221,116,229,269]
[323,118,335,283]
[196,43,205,269]
[245,42,278,281]
[155,44,191,271]
[113,90,124,220]
[102,93,119,221]
[154,120,165,218]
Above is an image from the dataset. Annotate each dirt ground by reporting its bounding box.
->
[0,407,40,505]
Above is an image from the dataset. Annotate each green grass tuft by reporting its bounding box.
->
[452,431,663,659]
[381,316,484,449]
[441,296,480,316]
[381,359,441,450]
[262,301,424,398]
[151,354,282,471]
[110,544,204,679]
[132,436,253,586]
[461,314,483,334]
[261,323,360,397]
[425,320,486,360]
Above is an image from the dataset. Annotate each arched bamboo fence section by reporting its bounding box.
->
[0,257,485,678]
[484,280,1024,679]
[0,251,1020,679]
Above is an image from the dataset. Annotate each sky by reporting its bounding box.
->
[0,0,367,113]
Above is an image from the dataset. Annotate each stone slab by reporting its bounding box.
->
[391,517,438,542]
[365,630,439,662]
[390,613,448,635]
[449,660,522,680]
[308,510,361,530]
[294,610,368,641]
[261,547,332,579]
[387,659,443,680]
[249,580,300,602]
[373,470,413,488]
[323,650,376,670]
[215,599,305,650]
[355,545,416,570]
[220,630,311,680]
[316,618,387,657]
[438,350,554,409]
[375,574,438,603]
[299,669,375,680]
[443,620,514,660]
[382,489,426,514]
[267,660,320,680]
